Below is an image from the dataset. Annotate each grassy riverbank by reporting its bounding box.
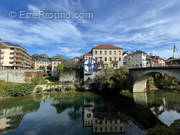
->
[0,81,35,97]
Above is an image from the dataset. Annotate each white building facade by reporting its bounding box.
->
[124,51,147,68]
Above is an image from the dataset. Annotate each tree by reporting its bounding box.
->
[89,66,130,93]
[31,54,49,61]
[57,63,65,76]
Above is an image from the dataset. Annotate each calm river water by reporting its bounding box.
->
[0,91,180,135]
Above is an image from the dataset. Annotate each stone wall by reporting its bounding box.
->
[59,70,80,83]
[0,70,41,83]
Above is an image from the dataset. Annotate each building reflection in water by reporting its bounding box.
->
[83,100,145,135]
[0,95,41,135]
[0,114,24,134]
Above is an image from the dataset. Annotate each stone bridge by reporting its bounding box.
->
[129,66,180,92]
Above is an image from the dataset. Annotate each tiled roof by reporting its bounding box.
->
[84,52,92,56]
[93,44,122,49]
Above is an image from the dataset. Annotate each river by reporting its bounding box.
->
[0,91,180,135]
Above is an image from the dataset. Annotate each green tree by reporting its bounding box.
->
[89,66,130,93]
[57,63,65,76]
[31,54,49,61]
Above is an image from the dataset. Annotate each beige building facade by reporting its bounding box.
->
[83,45,123,81]
[34,59,51,69]
[83,45,123,73]
[92,45,123,69]
[0,41,32,69]
[51,58,62,77]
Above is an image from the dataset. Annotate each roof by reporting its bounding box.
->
[123,51,128,55]
[93,44,123,49]
[166,58,180,62]
[84,52,92,56]
[2,42,29,54]
[4,42,21,47]
[125,50,147,57]
[151,56,165,61]
[72,57,80,59]
[36,59,50,62]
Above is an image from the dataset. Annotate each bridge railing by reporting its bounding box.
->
[129,64,180,69]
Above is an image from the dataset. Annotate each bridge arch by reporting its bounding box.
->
[130,67,180,92]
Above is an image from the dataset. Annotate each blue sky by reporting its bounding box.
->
[0,0,180,58]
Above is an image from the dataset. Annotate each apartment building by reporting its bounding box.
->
[51,58,62,77]
[34,59,51,71]
[92,45,123,69]
[0,41,32,69]
[166,57,180,65]
[83,45,123,72]
[151,56,166,66]
[83,45,123,81]
[124,51,147,67]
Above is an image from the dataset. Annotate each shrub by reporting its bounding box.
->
[64,86,73,91]
[55,87,62,92]
[74,81,84,91]
[0,82,35,97]
[36,86,43,93]
[0,88,6,96]
[146,125,172,135]
[31,71,44,85]
[89,66,130,93]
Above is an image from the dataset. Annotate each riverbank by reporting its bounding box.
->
[0,80,95,98]
[0,81,35,97]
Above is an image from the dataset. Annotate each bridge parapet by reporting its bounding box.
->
[129,66,180,92]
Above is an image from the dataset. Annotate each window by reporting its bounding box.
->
[9,57,14,59]
[100,57,102,61]
[104,51,107,55]
[9,62,13,64]
[95,50,97,55]
[114,57,116,61]
[105,57,107,61]
[119,51,121,55]
[100,51,102,55]
[109,57,112,61]
[114,51,116,55]
[109,51,112,55]
[10,52,14,55]
[10,48,14,50]
[119,57,121,61]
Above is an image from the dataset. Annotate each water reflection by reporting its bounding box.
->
[133,91,180,127]
[83,100,145,135]
[0,91,180,135]
[0,95,41,134]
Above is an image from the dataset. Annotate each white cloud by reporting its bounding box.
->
[0,17,82,46]
[28,4,40,12]
[58,47,82,58]
[1,0,180,58]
